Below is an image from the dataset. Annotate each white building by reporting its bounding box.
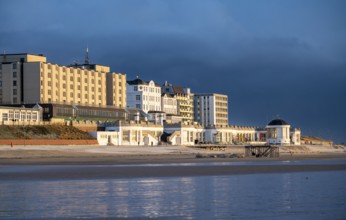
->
[90,121,163,146]
[126,78,161,113]
[266,119,291,145]
[163,122,204,145]
[161,93,178,115]
[0,105,42,124]
[290,128,301,145]
[194,93,229,126]
[162,122,256,145]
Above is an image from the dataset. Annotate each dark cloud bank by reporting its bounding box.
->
[1,0,345,143]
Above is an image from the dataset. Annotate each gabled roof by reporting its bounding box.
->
[173,86,185,94]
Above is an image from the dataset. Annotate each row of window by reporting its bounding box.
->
[0,63,18,70]
[45,98,102,106]
[43,73,103,83]
[42,65,103,77]
[2,111,38,122]
[216,107,228,112]
[215,102,228,107]
[216,119,228,124]
[216,113,228,118]
[215,96,228,101]
[0,80,17,87]
[42,82,104,92]
[133,86,161,93]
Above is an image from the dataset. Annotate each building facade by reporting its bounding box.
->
[0,105,42,124]
[162,81,194,123]
[194,93,229,126]
[126,78,161,113]
[106,72,126,108]
[91,120,163,146]
[266,119,291,145]
[0,53,126,108]
[161,93,178,115]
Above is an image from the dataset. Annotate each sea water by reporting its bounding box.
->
[0,162,345,219]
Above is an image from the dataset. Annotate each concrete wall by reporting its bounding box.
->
[0,139,98,145]
[23,62,41,103]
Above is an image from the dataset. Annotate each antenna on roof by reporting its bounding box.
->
[85,46,89,64]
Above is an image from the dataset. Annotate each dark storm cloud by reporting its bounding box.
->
[1,0,345,142]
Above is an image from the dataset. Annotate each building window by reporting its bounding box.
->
[13,64,17,69]
[119,82,122,86]
[136,95,141,100]
[21,112,26,121]
[13,72,17,78]
[13,89,17,95]
[70,76,73,81]
[134,86,138,91]
[136,104,141,109]
[13,97,17,103]
[2,113,8,121]
[13,81,17,86]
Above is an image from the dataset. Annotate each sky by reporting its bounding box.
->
[1,0,345,143]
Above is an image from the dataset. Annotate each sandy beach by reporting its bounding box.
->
[0,144,345,165]
[0,144,345,180]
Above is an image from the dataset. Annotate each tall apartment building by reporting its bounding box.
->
[194,93,229,126]
[0,53,127,120]
[162,81,194,123]
[126,78,161,113]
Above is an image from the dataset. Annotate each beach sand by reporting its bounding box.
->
[0,144,345,165]
[0,145,345,180]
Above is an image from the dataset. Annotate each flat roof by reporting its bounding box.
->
[194,93,228,97]
[0,53,45,57]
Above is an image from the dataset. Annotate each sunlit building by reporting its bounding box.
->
[162,81,194,123]
[126,78,161,113]
[0,53,127,120]
[194,93,228,126]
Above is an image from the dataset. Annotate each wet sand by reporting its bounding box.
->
[0,145,345,180]
[1,163,346,181]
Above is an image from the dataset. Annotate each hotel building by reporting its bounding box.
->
[0,53,127,120]
[194,93,229,126]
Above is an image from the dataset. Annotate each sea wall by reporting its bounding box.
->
[0,139,98,146]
